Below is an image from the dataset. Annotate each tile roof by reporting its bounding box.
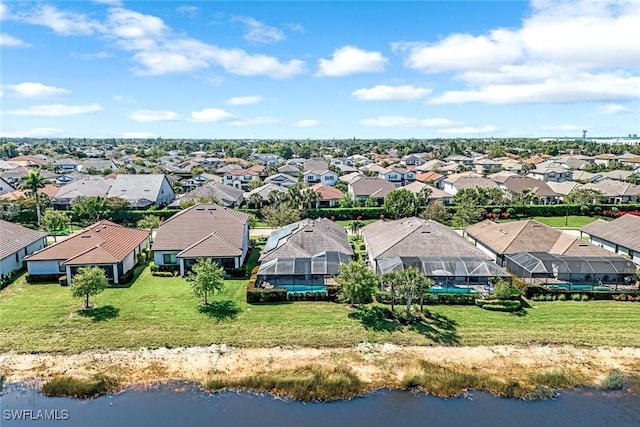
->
[53,177,113,201]
[106,174,171,204]
[502,176,558,197]
[416,171,445,182]
[349,176,396,197]
[260,218,352,262]
[244,183,288,200]
[151,204,248,255]
[310,183,344,200]
[582,180,640,197]
[580,214,640,252]
[0,220,48,260]
[25,220,149,264]
[466,219,612,256]
[362,217,489,260]
[172,182,243,207]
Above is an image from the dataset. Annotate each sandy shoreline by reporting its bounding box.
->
[2,344,639,391]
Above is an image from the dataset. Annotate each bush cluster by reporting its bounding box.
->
[475,298,522,312]
[246,288,288,303]
[25,273,61,283]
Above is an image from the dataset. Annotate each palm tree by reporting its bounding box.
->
[22,169,47,226]
[302,189,320,209]
[247,193,263,209]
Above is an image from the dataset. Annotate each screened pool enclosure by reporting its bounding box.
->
[256,251,352,288]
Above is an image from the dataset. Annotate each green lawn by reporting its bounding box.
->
[531,216,601,228]
[2,268,640,354]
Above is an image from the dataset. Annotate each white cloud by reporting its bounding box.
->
[93,0,123,5]
[0,2,8,20]
[230,117,280,126]
[71,51,111,60]
[429,73,640,104]
[108,7,168,40]
[190,108,236,122]
[10,103,102,116]
[132,51,209,75]
[294,119,320,127]
[232,16,285,44]
[121,131,156,138]
[176,6,199,16]
[392,29,522,73]
[541,124,583,131]
[316,46,387,77]
[4,82,69,98]
[19,4,104,36]
[0,127,65,138]
[437,125,497,135]
[599,103,630,115]
[226,95,263,105]
[360,116,459,128]
[131,110,179,122]
[352,85,432,101]
[0,33,30,47]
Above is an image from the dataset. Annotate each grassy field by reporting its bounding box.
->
[531,216,601,228]
[2,267,640,354]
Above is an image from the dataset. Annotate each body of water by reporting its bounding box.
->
[2,383,639,427]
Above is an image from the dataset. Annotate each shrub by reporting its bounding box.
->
[58,275,68,286]
[25,273,61,283]
[119,269,135,284]
[491,279,520,300]
[475,299,522,312]
[571,293,582,301]
[151,271,174,277]
[599,370,627,391]
[557,293,567,301]
[42,375,118,398]
[544,294,556,301]
[150,263,159,272]
[581,294,590,301]
[246,288,288,303]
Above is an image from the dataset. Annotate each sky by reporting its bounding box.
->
[0,0,638,140]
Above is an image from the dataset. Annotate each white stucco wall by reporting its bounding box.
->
[156,178,176,205]
[122,251,136,273]
[154,250,178,266]
[27,260,64,275]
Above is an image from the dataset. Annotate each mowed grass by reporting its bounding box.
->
[1,269,640,354]
[531,216,601,228]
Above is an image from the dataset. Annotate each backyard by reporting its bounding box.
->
[2,267,640,354]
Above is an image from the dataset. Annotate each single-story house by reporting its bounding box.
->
[169,182,244,208]
[106,174,175,208]
[51,177,114,210]
[348,176,396,204]
[0,220,48,279]
[580,214,640,264]
[310,183,344,207]
[265,173,299,187]
[257,218,353,289]
[152,204,249,275]
[24,220,150,285]
[362,217,509,287]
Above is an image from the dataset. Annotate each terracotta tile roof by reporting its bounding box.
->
[25,220,149,264]
[416,171,444,183]
[0,184,59,201]
[310,183,343,200]
[152,204,248,254]
[0,220,48,260]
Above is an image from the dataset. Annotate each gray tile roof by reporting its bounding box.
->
[106,174,172,206]
[53,177,113,202]
[171,182,243,207]
[0,219,48,261]
[580,215,640,252]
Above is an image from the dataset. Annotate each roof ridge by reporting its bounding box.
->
[63,245,115,264]
[177,229,239,256]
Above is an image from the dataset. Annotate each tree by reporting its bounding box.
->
[267,189,289,206]
[72,196,107,223]
[350,219,365,236]
[421,201,448,223]
[335,261,378,306]
[565,188,604,205]
[137,215,161,242]
[247,179,264,190]
[247,193,264,209]
[487,143,506,159]
[380,271,400,312]
[21,169,46,226]
[416,186,433,208]
[396,267,431,315]
[383,189,417,219]
[452,201,483,234]
[365,196,379,207]
[301,188,320,209]
[186,258,225,305]
[41,209,70,242]
[262,203,300,227]
[70,266,108,310]
[339,193,356,208]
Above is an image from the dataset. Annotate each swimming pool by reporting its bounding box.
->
[430,286,478,294]
[275,284,327,294]
[548,284,612,291]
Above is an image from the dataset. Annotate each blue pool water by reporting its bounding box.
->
[549,284,612,291]
[276,284,327,294]
[429,286,478,294]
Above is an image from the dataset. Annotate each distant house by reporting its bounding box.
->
[106,174,175,208]
[0,220,48,279]
[403,181,453,205]
[277,164,301,177]
[180,173,222,191]
[52,177,113,210]
[0,177,15,197]
[580,214,640,264]
[378,168,416,187]
[400,154,426,167]
[581,180,640,203]
[54,158,80,173]
[152,204,249,275]
[445,155,473,166]
[361,217,508,286]
[243,183,288,205]
[0,166,29,187]
[527,164,573,183]
[303,170,338,186]
[499,176,559,205]
[415,171,446,189]
[257,218,353,289]
[303,159,329,172]
[442,173,499,195]
[473,158,502,174]
[415,159,448,172]
[25,221,149,285]
[348,176,396,205]
[265,173,299,187]
[223,169,261,190]
[251,153,283,166]
[169,182,244,208]
[310,183,344,207]
[80,160,118,173]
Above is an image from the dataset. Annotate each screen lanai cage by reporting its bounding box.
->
[375,256,510,288]
[257,251,352,287]
[505,252,637,290]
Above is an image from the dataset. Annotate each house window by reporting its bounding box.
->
[15,252,19,262]
[163,253,178,265]
[58,262,66,273]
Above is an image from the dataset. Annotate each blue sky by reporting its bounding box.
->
[0,0,638,139]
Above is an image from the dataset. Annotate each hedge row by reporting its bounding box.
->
[475,298,522,312]
[246,288,288,303]
[375,290,480,305]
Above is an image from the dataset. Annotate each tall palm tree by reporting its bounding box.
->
[302,189,320,209]
[22,169,47,226]
[247,193,263,209]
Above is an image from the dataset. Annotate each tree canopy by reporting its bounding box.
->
[70,266,109,309]
[335,261,378,306]
[383,189,417,219]
[186,258,226,305]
